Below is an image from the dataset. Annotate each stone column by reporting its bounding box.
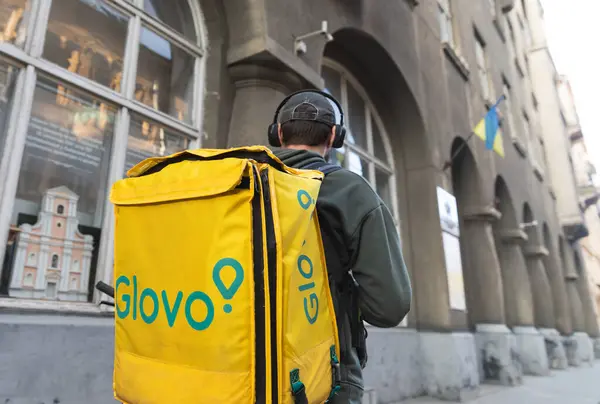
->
[496,229,551,374]
[562,241,594,366]
[227,64,304,148]
[462,207,522,386]
[408,170,479,401]
[496,229,535,327]
[572,244,600,359]
[523,245,555,329]
[543,244,573,336]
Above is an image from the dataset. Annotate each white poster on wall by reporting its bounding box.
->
[436,187,467,311]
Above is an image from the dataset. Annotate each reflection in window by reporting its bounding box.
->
[346,84,367,149]
[321,66,341,103]
[371,115,387,163]
[375,168,393,210]
[125,113,191,174]
[144,0,197,43]
[14,77,115,228]
[0,0,30,47]
[27,253,36,266]
[0,61,19,159]
[347,151,368,178]
[136,26,195,123]
[43,0,128,92]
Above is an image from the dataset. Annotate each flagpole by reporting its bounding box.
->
[442,131,476,171]
[442,95,506,172]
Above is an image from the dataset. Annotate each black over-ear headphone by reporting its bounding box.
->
[267,89,346,148]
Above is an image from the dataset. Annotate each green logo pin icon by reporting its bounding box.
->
[212,258,245,314]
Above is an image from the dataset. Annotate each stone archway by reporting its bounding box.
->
[450,139,521,386]
[322,29,476,401]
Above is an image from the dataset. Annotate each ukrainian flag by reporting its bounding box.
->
[473,95,505,158]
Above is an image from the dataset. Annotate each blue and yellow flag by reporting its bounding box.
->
[473,95,505,158]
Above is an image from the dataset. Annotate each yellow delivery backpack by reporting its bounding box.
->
[109,146,341,404]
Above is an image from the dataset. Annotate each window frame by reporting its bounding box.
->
[322,58,400,227]
[474,32,493,103]
[0,0,207,305]
[438,0,456,48]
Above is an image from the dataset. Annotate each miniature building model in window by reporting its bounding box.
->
[9,186,94,301]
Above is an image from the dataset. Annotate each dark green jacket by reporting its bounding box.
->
[273,149,412,402]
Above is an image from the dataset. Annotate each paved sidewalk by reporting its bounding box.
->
[400,361,600,404]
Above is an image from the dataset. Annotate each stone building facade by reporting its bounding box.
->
[0,0,598,402]
[557,76,600,339]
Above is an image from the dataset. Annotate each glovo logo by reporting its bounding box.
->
[115,258,245,331]
[297,188,319,325]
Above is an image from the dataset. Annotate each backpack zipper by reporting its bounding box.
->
[260,168,279,404]
[252,167,266,404]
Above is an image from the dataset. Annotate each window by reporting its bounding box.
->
[438,0,455,47]
[506,17,517,60]
[321,60,399,224]
[475,33,492,102]
[43,0,129,91]
[0,0,206,303]
[23,272,33,287]
[51,254,59,269]
[522,111,534,155]
[0,0,31,47]
[488,0,497,17]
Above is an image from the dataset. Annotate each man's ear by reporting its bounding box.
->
[277,123,284,146]
[328,126,336,149]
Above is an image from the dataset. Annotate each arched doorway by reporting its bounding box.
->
[322,28,454,401]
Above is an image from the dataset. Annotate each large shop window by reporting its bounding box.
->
[0,0,204,302]
[321,61,399,222]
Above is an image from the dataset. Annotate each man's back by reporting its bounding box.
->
[273,148,411,403]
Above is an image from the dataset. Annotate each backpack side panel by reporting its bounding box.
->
[110,158,257,404]
[269,166,340,404]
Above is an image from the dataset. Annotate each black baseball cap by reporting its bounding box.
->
[277,91,339,126]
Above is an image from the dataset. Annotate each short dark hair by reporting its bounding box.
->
[280,103,333,146]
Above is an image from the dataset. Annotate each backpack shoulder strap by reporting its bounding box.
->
[300,160,343,176]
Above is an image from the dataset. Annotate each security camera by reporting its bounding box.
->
[294,40,308,55]
[320,21,334,42]
[294,20,334,55]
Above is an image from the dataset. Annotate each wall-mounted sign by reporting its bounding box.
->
[437,187,467,312]
[437,186,460,237]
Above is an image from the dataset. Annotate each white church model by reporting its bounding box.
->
[9,186,94,301]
